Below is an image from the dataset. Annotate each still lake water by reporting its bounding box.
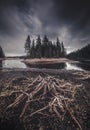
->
[0,59,90,71]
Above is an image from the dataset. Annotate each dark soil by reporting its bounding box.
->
[0,69,90,130]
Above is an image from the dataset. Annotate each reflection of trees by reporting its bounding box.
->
[26,62,66,69]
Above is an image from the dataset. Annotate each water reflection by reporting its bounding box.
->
[2,59,27,68]
[70,62,90,71]
[26,62,66,69]
[66,62,83,71]
[1,59,90,71]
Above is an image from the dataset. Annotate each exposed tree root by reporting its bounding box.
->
[0,75,84,130]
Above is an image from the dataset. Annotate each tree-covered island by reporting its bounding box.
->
[25,35,66,58]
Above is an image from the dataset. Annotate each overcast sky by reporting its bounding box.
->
[0,0,90,56]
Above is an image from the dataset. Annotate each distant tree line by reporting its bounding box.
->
[67,44,90,60]
[25,35,66,58]
[0,46,5,58]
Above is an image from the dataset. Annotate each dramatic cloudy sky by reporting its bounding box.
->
[0,0,90,56]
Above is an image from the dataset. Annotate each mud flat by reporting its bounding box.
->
[0,69,90,130]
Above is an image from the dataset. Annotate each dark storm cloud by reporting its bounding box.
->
[53,0,90,36]
[0,0,90,55]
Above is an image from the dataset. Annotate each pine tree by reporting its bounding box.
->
[42,35,49,57]
[43,35,49,45]
[36,35,42,58]
[0,46,5,58]
[48,41,53,58]
[61,42,66,57]
[52,43,56,58]
[24,35,66,58]
[25,35,31,57]
[56,37,61,57]
[30,40,35,58]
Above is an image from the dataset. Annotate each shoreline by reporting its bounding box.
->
[22,58,79,65]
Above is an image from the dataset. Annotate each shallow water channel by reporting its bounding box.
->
[0,59,90,71]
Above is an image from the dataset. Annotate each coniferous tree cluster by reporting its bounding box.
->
[67,44,90,60]
[25,35,66,58]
